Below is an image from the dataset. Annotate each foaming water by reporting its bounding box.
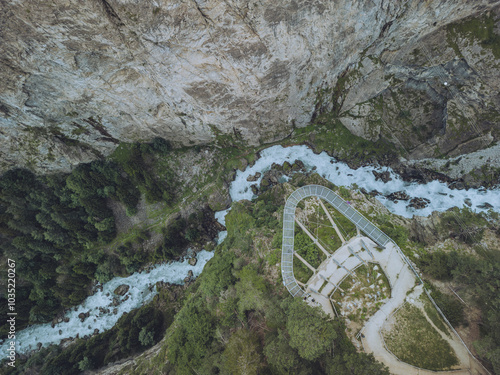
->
[1,250,213,358]
[229,145,500,218]
[6,144,499,360]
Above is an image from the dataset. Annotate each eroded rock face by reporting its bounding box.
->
[1,0,499,172]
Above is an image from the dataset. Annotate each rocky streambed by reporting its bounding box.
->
[5,144,500,361]
[0,251,214,359]
[230,145,500,218]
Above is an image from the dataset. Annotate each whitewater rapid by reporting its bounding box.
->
[229,145,500,218]
[1,251,213,358]
[4,144,499,360]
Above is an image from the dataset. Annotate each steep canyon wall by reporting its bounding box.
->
[1,0,499,171]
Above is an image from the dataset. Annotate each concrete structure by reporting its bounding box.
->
[281,185,484,375]
[281,184,394,298]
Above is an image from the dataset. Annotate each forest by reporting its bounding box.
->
[3,178,392,375]
[125,181,393,375]
[0,138,184,337]
[1,144,499,374]
[418,244,500,373]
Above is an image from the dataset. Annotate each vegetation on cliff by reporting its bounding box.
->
[0,138,184,336]
[120,180,391,375]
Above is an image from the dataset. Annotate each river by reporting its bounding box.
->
[3,144,499,359]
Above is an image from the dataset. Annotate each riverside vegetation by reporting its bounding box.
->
[0,138,193,337]
[1,126,500,373]
[118,180,391,375]
[119,173,500,375]
[3,177,392,375]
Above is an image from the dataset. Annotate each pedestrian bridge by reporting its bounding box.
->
[281,184,393,297]
[281,185,478,375]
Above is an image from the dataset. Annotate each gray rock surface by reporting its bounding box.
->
[113,284,129,296]
[1,0,500,172]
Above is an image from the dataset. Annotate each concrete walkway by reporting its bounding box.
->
[281,185,485,375]
[281,185,393,298]
[310,237,479,375]
[362,285,479,375]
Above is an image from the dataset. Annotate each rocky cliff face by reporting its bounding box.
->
[1,0,500,172]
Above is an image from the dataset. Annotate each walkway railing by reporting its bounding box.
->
[282,185,392,297]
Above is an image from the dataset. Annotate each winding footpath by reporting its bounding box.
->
[282,185,486,375]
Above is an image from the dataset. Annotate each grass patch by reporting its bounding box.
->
[447,14,500,59]
[323,202,358,240]
[294,229,325,269]
[422,295,451,338]
[293,255,313,284]
[291,115,399,166]
[384,303,458,371]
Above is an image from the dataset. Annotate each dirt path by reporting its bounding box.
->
[361,278,483,375]
[282,186,485,375]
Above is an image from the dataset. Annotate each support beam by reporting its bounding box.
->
[360,239,375,259]
[293,252,316,273]
[308,286,319,294]
[348,245,367,266]
[318,198,345,243]
[330,298,340,318]
[320,274,344,293]
[356,226,360,236]
[330,256,354,277]
[294,218,331,258]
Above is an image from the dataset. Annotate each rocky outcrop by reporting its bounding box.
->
[113,284,130,296]
[188,256,197,266]
[1,1,500,172]
[408,197,430,210]
[409,212,442,245]
[386,191,410,201]
[337,8,500,161]
[247,172,261,182]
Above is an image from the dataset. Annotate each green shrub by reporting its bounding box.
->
[139,327,155,347]
[338,186,351,199]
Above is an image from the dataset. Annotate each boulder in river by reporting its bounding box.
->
[114,284,130,296]
[387,191,410,201]
[189,256,197,266]
[184,270,194,283]
[292,159,306,172]
[464,198,472,207]
[260,168,284,192]
[478,202,493,209]
[246,172,261,182]
[78,312,88,322]
[250,184,259,195]
[408,197,431,209]
[372,170,392,183]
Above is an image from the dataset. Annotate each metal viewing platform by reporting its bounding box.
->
[281,185,391,297]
